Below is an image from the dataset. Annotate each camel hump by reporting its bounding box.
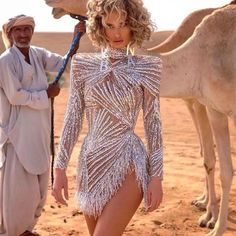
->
[194,5,236,37]
[196,5,236,83]
[148,8,216,53]
[148,0,235,54]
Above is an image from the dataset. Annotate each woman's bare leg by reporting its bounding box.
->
[93,172,143,236]
[84,215,97,236]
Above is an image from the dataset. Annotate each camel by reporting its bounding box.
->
[148,0,236,230]
[44,1,236,235]
[159,6,236,235]
[149,5,220,212]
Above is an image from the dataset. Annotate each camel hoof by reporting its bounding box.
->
[208,223,215,230]
[194,202,207,211]
[206,218,217,229]
[199,220,207,228]
[191,198,207,211]
[198,216,208,228]
[198,213,211,228]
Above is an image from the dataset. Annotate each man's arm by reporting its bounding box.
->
[0,58,59,109]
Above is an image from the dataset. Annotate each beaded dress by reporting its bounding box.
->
[55,47,163,217]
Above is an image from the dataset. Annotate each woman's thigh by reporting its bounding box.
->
[84,214,97,236]
[93,171,143,236]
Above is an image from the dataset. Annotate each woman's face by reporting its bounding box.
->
[103,11,132,49]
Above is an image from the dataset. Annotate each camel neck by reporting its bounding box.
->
[160,48,200,99]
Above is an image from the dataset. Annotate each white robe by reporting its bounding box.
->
[0,45,67,174]
[0,44,69,235]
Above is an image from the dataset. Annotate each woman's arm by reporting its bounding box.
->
[52,55,85,205]
[142,57,163,211]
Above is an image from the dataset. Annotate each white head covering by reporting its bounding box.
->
[2,14,35,49]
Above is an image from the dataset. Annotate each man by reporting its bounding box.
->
[0,14,85,236]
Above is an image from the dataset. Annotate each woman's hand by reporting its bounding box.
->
[51,168,69,206]
[147,176,163,212]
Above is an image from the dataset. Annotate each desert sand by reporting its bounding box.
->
[34,89,236,236]
[0,32,235,236]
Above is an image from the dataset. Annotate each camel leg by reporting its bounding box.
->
[184,100,218,216]
[191,103,218,229]
[184,100,208,210]
[205,108,233,236]
[184,99,204,157]
[191,176,208,210]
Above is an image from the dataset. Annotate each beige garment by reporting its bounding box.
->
[0,45,67,174]
[0,143,49,236]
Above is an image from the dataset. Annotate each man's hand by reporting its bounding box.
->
[73,20,86,38]
[71,21,86,56]
[47,82,60,98]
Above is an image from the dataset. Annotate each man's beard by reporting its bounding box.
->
[13,40,30,48]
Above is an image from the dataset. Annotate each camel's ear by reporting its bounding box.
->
[52,7,68,19]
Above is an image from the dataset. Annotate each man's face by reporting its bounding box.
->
[9,25,33,48]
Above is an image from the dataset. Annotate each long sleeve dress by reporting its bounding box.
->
[55,47,163,217]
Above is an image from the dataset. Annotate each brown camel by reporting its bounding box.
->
[148,0,236,230]
[159,5,236,235]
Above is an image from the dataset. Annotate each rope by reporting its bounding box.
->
[50,98,55,186]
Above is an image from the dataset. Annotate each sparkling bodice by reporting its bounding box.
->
[55,50,163,216]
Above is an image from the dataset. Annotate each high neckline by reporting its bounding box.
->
[103,47,128,60]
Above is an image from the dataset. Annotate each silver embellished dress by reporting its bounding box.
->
[55,48,163,217]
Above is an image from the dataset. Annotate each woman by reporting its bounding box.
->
[52,0,163,235]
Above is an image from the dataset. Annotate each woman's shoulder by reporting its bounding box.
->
[71,52,101,73]
[70,53,101,85]
[133,55,162,96]
[73,52,101,64]
[134,54,162,80]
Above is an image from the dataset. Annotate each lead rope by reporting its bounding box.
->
[50,15,87,187]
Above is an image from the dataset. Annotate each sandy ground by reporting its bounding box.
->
[34,88,236,236]
[0,13,234,236]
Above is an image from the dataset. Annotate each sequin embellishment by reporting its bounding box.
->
[55,48,163,217]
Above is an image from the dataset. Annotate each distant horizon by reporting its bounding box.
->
[0,29,174,34]
[0,29,173,54]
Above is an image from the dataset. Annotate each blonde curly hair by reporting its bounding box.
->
[86,0,154,48]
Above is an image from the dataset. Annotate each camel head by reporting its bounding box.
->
[44,0,88,18]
